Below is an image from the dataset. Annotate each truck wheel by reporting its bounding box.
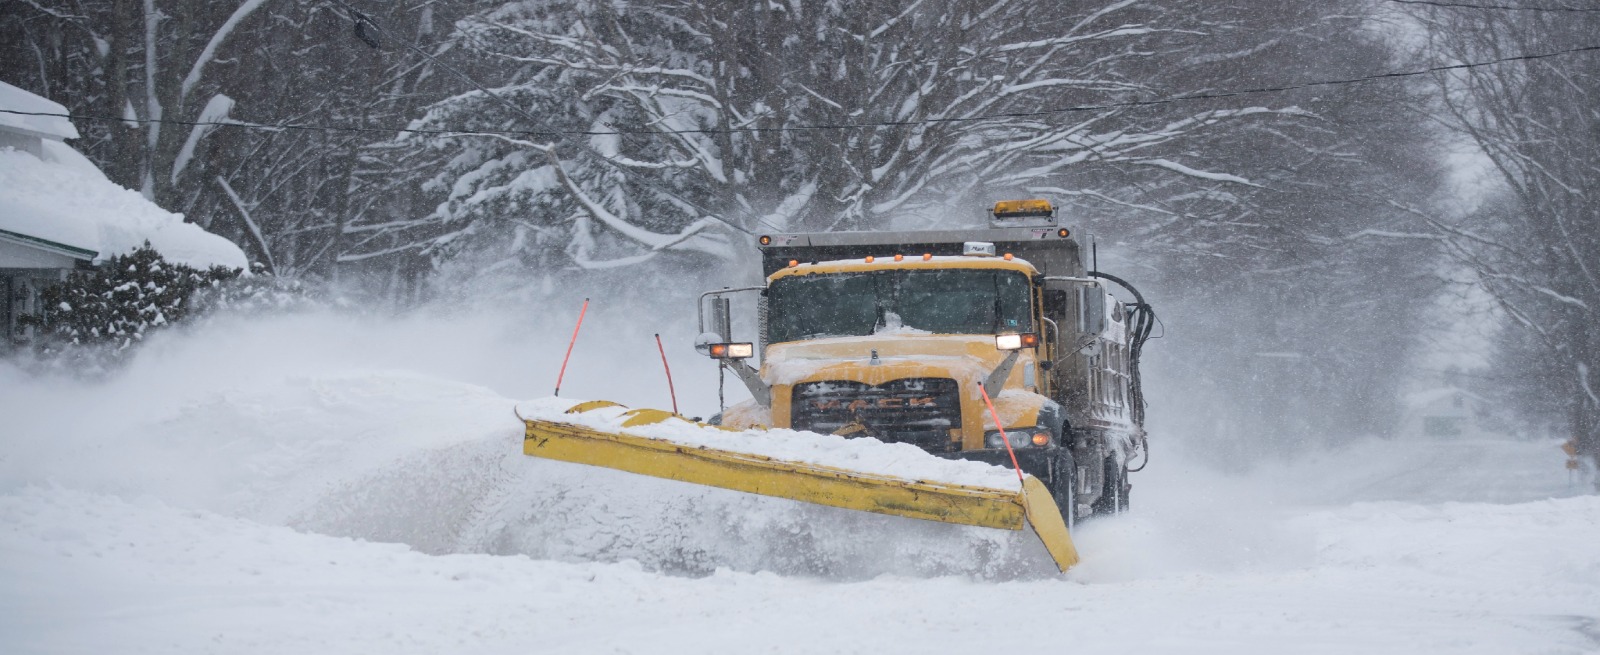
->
[1049,450,1076,530]
[1091,457,1129,515]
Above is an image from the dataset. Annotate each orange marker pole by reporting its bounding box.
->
[654,333,679,415]
[554,298,589,397]
[978,382,1026,485]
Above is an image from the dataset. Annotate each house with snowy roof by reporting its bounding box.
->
[1398,385,1497,440]
[0,81,246,354]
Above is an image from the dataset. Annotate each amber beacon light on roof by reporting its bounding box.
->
[991,198,1056,219]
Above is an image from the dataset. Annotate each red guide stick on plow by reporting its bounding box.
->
[978,382,1026,485]
[554,298,589,397]
[654,333,679,414]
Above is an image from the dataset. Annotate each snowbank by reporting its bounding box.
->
[0,142,247,270]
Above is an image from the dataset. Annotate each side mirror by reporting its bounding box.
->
[706,296,732,342]
[1080,287,1106,335]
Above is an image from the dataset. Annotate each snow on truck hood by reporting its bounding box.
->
[761,333,1017,387]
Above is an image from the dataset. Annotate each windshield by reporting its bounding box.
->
[767,269,1034,344]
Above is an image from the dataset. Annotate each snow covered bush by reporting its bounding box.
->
[19,245,322,371]
[21,244,238,358]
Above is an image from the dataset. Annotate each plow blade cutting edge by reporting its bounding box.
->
[520,402,1079,572]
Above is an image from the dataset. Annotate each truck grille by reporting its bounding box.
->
[791,378,962,452]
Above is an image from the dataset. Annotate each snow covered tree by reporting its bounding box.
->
[351,0,1310,283]
[1053,2,1447,452]
[0,0,477,282]
[1406,3,1600,477]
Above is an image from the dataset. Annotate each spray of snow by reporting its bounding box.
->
[0,306,1052,580]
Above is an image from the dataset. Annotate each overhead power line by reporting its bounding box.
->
[320,0,561,138]
[1387,0,1600,12]
[2,43,1597,139]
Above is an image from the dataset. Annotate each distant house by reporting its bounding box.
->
[1399,386,1495,440]
[0,81,246,354]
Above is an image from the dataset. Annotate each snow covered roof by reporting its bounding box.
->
[0,140,247,270]
[0,81,79,141]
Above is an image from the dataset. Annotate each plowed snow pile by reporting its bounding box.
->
[2,309,1597,654]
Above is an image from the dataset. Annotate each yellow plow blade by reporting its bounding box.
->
[520,403,1079,572]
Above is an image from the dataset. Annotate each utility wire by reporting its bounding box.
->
[1387,0,1600,12]
[321,0,558,137]
[0,110,477,135]
[4,42,1597,138]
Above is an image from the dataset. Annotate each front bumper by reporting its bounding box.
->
[934,447,1059,482]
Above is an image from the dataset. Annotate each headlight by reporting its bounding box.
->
[994,333,1039,350]
[704,342,755,360]
[985,427,1050,449]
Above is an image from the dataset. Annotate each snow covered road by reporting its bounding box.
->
[5,486,1596,654]
[2,313,1596,654]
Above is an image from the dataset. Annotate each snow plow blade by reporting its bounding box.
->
[520,402,1079,572]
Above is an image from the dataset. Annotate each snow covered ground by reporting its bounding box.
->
[2,309,1596,654]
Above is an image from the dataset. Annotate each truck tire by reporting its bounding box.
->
[1049,449,1076,530]
[1091,456,1129,515]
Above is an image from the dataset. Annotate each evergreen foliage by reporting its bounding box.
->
[21,245,238,355]
[18,245,321,370]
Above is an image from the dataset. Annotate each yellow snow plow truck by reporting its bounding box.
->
[521,199,1154,572]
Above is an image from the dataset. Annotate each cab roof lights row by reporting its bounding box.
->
[757,199,1068,248]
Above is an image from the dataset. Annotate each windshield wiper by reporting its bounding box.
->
[992,272,1003,334]
[873,272,889,332]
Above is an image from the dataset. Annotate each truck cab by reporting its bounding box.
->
[698,200,1152,520]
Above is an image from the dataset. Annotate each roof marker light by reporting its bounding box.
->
[894,254,904,262]
[1003,253,1014,261]
[865,256,875,263]
[788,259,799,268]
[922,253,932,261]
